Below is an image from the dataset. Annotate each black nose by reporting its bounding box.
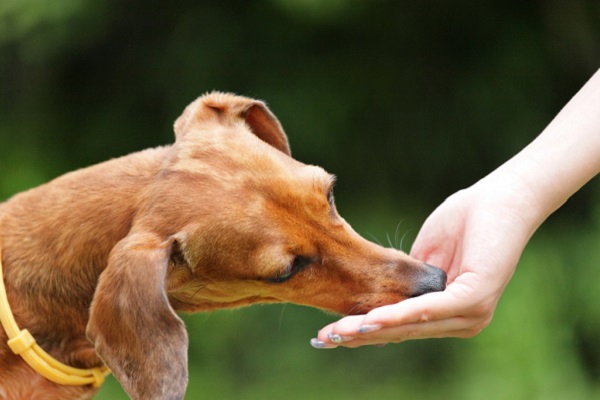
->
[409,263,447,298]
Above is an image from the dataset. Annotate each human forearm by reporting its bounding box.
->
[486,68,600,231]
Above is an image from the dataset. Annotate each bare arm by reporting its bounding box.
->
[510,67,600,225]
[312,68,600,348]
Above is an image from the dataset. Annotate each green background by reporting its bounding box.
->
[1,1,599,399]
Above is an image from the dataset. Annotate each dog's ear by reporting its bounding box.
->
[87,232,188,400]
[173,92,291,156]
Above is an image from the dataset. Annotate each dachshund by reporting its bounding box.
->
[0,93,446,400]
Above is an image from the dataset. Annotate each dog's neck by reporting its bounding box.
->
[0,147,170,388]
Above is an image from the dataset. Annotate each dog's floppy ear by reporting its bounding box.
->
[87,232,188,400]
[173,92,291,156]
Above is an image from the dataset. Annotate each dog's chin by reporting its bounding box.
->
[170,295,283,313]
[338,297,404,316]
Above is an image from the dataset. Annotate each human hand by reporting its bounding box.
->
[311,68,600,348]
[311,172,540,348]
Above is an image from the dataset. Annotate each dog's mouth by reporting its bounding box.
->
[168,262,447,315]
[335,265,446,315]
[169,292,283,312]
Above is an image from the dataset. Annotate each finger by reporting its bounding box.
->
[314,293,472,348]
[317,315,365,340]
[361,290,459,328]
[312,278,490,348]
[318,289,463,341]
[409,209,456,263]
[314,284,466,342]
[354,317,476,343]
[316,315,473,348]
[363,274,487,328]
[329,327,476,349]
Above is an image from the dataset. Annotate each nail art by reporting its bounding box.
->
[310,338,328,348]
[358,324,382,334]
[327,333,344,344]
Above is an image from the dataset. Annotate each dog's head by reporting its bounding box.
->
[87,92,446,399]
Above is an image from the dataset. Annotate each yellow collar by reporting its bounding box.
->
[0,244,109,387]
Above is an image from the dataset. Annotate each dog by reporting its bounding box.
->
[0,92,446,400]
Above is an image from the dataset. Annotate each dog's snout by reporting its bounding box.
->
[409,263,447,298]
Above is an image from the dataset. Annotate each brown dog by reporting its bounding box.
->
[0,93,446,400]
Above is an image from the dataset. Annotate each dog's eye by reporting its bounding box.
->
[326,185,337,216]
[327,188,335,208]
[326,176,337,214]
[268,256,313,283]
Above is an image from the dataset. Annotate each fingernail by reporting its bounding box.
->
[327,333,344,344]
[358,324,382,334]
[310,338,333,349]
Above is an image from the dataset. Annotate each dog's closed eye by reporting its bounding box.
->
[268,255,315,283]
[326,177,337,216]
[327,187,335,211]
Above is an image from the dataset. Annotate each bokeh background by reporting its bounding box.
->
[2,1,600,399]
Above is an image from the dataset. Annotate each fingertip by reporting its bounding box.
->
[357,324,382,334]
[310,338,337,349]
[324,315,367,337]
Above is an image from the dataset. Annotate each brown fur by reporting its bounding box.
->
[0,93,446,400]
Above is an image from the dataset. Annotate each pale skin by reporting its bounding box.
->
[312,67,600,348]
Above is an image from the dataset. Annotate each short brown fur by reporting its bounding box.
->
[0,93,445,400]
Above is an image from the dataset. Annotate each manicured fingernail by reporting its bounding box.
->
[310,338,332,349]
[327,333,344,343]
[358,324,382,334]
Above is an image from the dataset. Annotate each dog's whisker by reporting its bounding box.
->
[367,233,383,246]
[277,303,287,335]
[186,282,208,302]
[393,220,404,250]
[344,302,365,315]
[386,233,396,249]
[398,229,410,252]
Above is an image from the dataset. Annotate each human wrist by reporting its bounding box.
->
[472,157,552,237]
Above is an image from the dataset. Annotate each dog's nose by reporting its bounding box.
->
[409,263,447,298]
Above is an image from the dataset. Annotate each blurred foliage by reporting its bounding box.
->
[1,0,599,399]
